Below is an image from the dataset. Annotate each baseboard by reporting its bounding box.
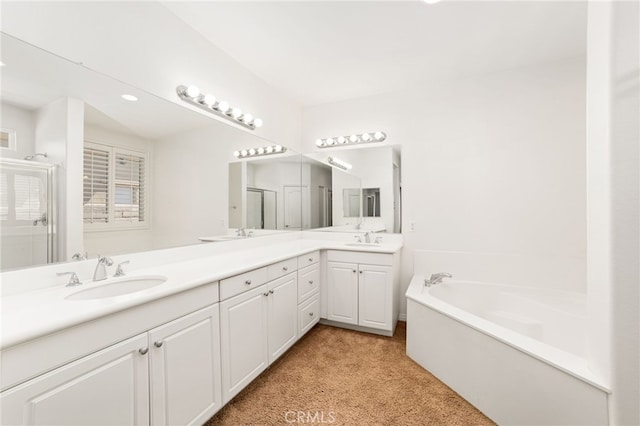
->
[398,313,407,321]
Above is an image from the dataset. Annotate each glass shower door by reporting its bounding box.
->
[0,159,55,270]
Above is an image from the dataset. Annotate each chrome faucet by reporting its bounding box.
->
[363,231,371,244]
[236,228,247,237]
[425,272,452,287]
[93,256,113,281]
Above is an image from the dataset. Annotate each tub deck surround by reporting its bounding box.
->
[0,235,402,350]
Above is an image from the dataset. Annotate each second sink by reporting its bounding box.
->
[66,275,167,301]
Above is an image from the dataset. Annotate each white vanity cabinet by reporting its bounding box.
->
[220,269,298,404]
[0,304,222,426]
[325,250,398,336]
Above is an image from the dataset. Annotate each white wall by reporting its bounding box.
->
[586,2,639,424]
[82,124,154,256]
[0,103,35,160]
[1,1,301,150]
[303,57,587,314]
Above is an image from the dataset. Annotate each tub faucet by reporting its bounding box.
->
[425,272,452,287]
[93,256,113,281]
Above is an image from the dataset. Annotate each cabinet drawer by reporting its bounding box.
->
[267,258,297,281]
[298,295,320,336]
[220,267,268,301]
[297,250,320,269]
[297,264,320,303]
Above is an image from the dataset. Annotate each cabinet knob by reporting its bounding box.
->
[263,292,270,296]
[309,280,313,285]
[283,266,288,271]
[269,289,274,294]
[245,280,252,286]
[360,270,363,274]
[139,347,149,355]
[309,312,314,316]
[308,258,313,262]
[154,341,164,348]
[352,270,356,273]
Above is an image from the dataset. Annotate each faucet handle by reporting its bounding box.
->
[114,260,130,277]
[374,237,383,244]
[98,255,114,266]
[58,271,82,287]
[72,252,88,261]
[354,235,363,243]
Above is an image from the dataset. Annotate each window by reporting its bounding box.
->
[83,141,148,229]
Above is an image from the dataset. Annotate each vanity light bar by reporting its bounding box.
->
[315,131,386,148]
[234,145,287,159]
[327,156,352,171]
[176,85,263,130]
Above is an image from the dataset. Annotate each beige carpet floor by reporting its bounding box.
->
[205,322,494,425]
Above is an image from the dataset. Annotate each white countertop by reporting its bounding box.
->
[1,238,401,349]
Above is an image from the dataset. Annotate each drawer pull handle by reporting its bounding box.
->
[269,289,274,294]
[309,312,314,316]
[283,266,288,271]
[353,270,356,273]
[139,347,149,355]
[309,280,314,284]
[245,280,252,286]
[360,270,363,274]
[154,341,164,348]
[263,292,270,296]
[308,258,313,262]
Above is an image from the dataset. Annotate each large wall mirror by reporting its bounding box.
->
[0,33,296,271]
[302,145,401,234]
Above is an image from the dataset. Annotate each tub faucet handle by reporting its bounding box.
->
[425,272,453,287]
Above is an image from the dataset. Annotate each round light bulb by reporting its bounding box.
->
[253,118,263,128]
[265,146,274,154]
[231,107,243,119]
[326,138,335,145]
[362,133,372,142]
[217,101,230,113]
[233,150,240,157]
[240,149,248,157]
[203,94,216,107]
[249,148,256,155]
[274,145,283,153]
[243,113,253,123]
[374,131,385,141]
[257,147,265,154]
[185,85,200,98]
[349,135,359,143]
[337,136,346,144]
[315,139,324,147]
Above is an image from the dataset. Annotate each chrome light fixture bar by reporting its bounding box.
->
[234,144,287,159]
[315,131,386,148]
[177,84,263,130]
[327,156,352,171]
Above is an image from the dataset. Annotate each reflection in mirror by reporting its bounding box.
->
[228,152,302,231]
[0,33,290,271]
[303,145,401,233]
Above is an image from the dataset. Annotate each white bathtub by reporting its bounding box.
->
[406,276,610,425]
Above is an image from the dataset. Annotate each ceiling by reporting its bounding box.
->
[163,0,587,107]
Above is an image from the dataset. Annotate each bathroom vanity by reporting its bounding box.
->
[0,234,402,425]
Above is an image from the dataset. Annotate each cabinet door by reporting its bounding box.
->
[326,261,359,325]
[0,334,149,426]
[220,285,269,404]
[267,273,298,363]
[358,264,393,331]
[149,305,222,426]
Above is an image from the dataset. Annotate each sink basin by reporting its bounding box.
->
[65,275,167,301]
[345,243,381,248]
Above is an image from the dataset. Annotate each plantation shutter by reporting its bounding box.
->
[83,146,110,223]
[114,151,145,223]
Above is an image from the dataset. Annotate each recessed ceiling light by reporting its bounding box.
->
[121,94,138,102]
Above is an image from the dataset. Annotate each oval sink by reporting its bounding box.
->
[66,275,167,301]
[345,243,381,248]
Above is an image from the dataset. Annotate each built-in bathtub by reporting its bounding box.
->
[406,275,610,425]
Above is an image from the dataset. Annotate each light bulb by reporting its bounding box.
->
[233,150,240,157]
[203,94,216,107]
[185,85,200,98]
[349,135,359,143]
[337,136,346,144]
[274,145,283,153]
[240,149,248,157]
[217,101,230,113]
[316,139,324,147]
[266,146,274,154]
[121,94,138,102]
[362,133,372,142]
[326,138,335,145]
[253,118,263,128]
[231,107,243,119]
[249,148,256,155]
[374,131,385,141]
[242,113,253,124]
[257,147,265,154]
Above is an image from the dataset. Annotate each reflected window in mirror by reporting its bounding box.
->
[0,129,17,151]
